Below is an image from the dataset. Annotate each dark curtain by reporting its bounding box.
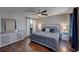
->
[69,14,73,38]
[70,8,78,51]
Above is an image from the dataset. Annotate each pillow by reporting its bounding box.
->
[53,27,58,32]
[42,28,45,31]
[45,28,50,32]
[49,29,55,33]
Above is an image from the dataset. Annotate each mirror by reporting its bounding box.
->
[1,18,16,33]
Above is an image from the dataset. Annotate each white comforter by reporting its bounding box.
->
[33,31,60,44]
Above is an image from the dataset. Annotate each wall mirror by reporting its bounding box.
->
[1,18,16,33]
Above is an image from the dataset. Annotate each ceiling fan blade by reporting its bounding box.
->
[41,14,48,16]
[41,10,47,13]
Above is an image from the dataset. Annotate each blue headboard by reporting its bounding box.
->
[42,24,60,32]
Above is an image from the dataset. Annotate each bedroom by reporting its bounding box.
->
[0,7,78,52]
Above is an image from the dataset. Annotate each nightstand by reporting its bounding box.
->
[61,32,69,41]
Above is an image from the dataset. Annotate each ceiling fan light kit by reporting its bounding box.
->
[38,13,41,16]
[37,9,48,16]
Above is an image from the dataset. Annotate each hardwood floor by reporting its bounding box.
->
[0,38,73,52]
[0,39,54,52]
[30,41,55,52]
[0,40,25,52]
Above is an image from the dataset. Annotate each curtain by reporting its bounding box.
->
[70,8,78,51]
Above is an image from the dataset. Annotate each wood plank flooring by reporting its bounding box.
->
[0,39,54,52]
[30,41,55,52]
[0,40,25,52]
[0,38,74,52]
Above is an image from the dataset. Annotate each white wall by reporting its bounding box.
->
[0,19,1,33]
[18,18,26,32]
[0,10,27,33]
[36,14,70,32]
[0,9,70,34]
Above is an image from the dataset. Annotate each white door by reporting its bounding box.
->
[26,19,30,36]
[33,20,36,33]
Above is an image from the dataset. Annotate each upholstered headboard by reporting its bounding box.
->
[42,24,60,32]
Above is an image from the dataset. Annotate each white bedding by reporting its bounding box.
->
[33,31,60,44]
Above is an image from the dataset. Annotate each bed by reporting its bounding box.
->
[29,24,60,51]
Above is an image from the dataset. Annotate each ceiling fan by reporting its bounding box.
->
[37,10,48,16]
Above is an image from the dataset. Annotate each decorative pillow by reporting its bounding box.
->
[53,27,58,32]
[45,28,50,32]
[49,29,55,33]
[42,28,45,32]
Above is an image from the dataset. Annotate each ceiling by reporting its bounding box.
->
[0,7,74,18]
